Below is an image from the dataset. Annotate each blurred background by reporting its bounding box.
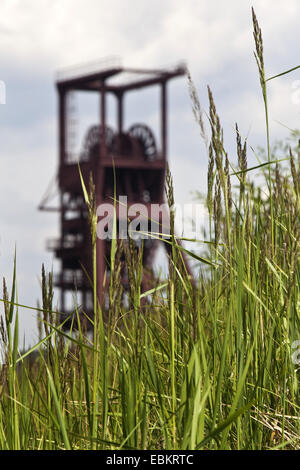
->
[0,0,300,346]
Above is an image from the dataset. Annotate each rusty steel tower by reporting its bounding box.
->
[40,58,187,318]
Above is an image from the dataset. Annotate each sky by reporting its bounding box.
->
[1,0,300,346]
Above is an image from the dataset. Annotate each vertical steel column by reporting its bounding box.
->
[96,82,107,305]
[159,81,167,202]
[117,91,124,135]
[58,87,66,165]
[58,87,67,312]
[100,82,107,159]
[161,81,167,160]
[117,91,124,155]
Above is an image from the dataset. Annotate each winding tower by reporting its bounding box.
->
[41,58,187,319]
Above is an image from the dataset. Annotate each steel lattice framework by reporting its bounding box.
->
[41,60,190,324]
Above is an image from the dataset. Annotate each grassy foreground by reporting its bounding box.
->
[0,9,299,450]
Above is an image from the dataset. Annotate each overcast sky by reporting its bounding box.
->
[1,0,300,345]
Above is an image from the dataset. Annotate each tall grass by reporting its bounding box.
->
[0,9,299,450]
